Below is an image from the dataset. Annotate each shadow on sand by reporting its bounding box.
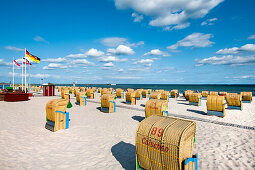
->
[132,115,145,122]
[177,102,189,105]
[96,107,101,111]
[140,104,145,107]
[187,109,207,115]
[111,141,136,170]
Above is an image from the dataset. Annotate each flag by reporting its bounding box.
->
[26,50,40,63]
[23,57,32,65]
[13,59,20,67]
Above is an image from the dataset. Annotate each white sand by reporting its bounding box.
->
[0,92,254,170]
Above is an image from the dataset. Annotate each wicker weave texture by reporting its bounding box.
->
[145,99,168,118]
[226,93,242,107]
[150,92,161,99]
[189,93,201,103]
[46,99,68,131]
[136,115,196,170]
[209,91,218,96]
[101,94,115,108]
[116,88,124,97]
[207,95,225,112]
[201,91,208,97]
[161,91,169,101]
[241,92,252,101]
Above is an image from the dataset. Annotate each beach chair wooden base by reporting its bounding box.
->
[116,93,124,99]
[183,155,198,170]
[80,97,87,106]
[207,110,225,117]
[45,111,69,132]
[136,154,197,170]
[126,98,136,105]
[101,101,116,113]
[228,106,242,110]
[242,100,251,103]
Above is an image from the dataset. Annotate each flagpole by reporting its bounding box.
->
[29,61,30,92]
[13,57,14,90]
[22,56,23,91]
[25,48,27,93]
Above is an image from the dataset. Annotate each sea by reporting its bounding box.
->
[54,84,255,96]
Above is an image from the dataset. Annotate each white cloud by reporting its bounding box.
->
[33,36,48,43]
[239,44,255,51]
[216,47,239,54]
[31,73,60,79]
[134,59,153,66]
[0,59,11,66]
[104,62,114,67]
[114,76,142,79]
[118,68,124,72]
[42,57,67,63]
[101,37,144,47]
[196,55,255,66]
[248,35,255,40]
[86,48,104,57]
[144,49,170,57]
[164,23,190,31]
[114,0,223,29]
[128,41,144,47]
[98,56,128,62]
[71,59,94,66]
[43,63,68,70]
[233,75,255,79]
[107,45,135,55]
[8,72,60,79]
[65,53,87,59]
[216,44,255,54]
[201,18,218,26]
[101,37,128,47]
[132,13,143,22]
[4,46,23,51]
[167,33,214,49]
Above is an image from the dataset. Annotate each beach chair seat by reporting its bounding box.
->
[226,93,242,110]
[170,89,179,98]
[126,92,136,105]
[141,90,149,98]
[45,99,69,132]
[86,89,94,99]
[135,89,143,100]
[189,93,202,106]
[145,99,168,118]
[241,92,252,103]
[201,91,208,98]
[184,90,193,100]
[149,92,161,99]
[101,94,116,113]
[116,88,124,99]
[207,95,225,117]
[161,91,170,102]
[136,115,197,170]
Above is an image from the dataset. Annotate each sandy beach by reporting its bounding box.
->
[0,91,254,170]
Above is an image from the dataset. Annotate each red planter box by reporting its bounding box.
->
[4,93,29,102]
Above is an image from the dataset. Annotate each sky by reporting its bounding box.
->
[0,0,255,84]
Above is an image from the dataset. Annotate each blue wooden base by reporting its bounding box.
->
[207,110,224,117]
[101,101,116,113]
[184,155,198,170]
[228,106,242,110]
[242,101,251,103]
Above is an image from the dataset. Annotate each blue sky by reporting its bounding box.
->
[0,0,255,84]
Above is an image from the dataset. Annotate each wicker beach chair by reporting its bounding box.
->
[136,115,197,170]
[207,95,225,117]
